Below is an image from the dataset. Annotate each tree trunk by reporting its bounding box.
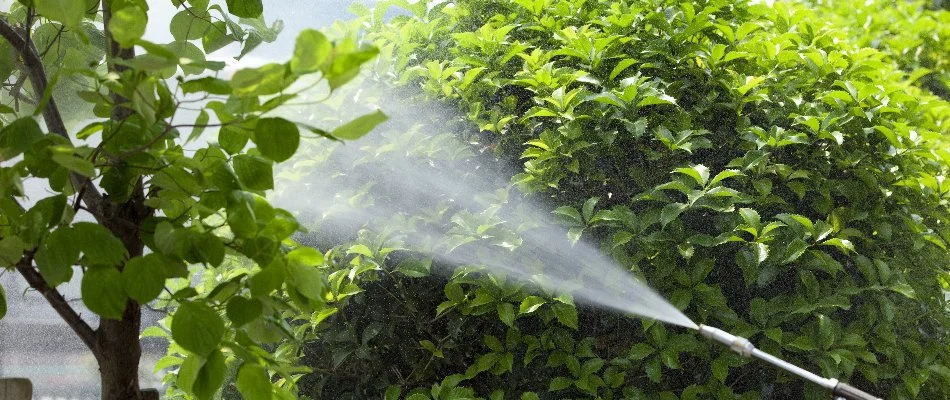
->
[96,301,143,400]
[98,2,150,397]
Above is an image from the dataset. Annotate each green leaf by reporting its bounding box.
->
[347,244,374,257]
[628,343,655,360]
[394,258,430,277]
[81,266,127,319]
[291,29,332,75]
[519,296,546,314]
[52,154,96,178]
[420,339,444,358]
[170,9,212,41]
[737,76,766,95]
[172,301,225,356]
[227,296,263,326]
[34,227,80,286]
[288,263,324,301]
[233,154,274,191]
[236,363,272,400]
[331,109,388,140]
[471,352,501,374]
[183,77,232,95]
[552,206,583,225]
[122,254,167,303]
[610,58,638,80]
[709,169,743,186]
[219,125,250,154]
[288,247,324,267]
[35,0,85,28]
[711,356,729,382]
[889,283,916,299]
[73,223,128,266]
[738,208,761,229]
[582,197,599,222]
[177,353,202,394]
[497,303,516,327]
[202,21,235,53]
[0,237,27,268]
[820,238,854,253]
[552,302,578,329]
[0,285,6,320]
[581,358,605,376]
[638,94,676,107]
[253,118,300,163]
[192,233,225,267]
[444,282,464,302]
[325,46,379,90]
[385,385,402,400]
[192,349,226,400]
[674,165,709,186]
[231,63,294,97]
[108,5,147,47]
[0,118,43,160]
[225,0,263,18]
[186,110,211,143]
[660,202,688,227]
[249,263,286,299]
[549,376,572,391]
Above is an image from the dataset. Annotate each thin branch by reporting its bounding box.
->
[14,251,100,357]
[0,17,105,218]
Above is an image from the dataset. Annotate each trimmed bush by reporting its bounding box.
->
[270,0,950,399]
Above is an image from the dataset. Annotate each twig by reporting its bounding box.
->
[15,251,100,357]
[0,17,105,218]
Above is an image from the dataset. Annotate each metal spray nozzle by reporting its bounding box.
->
[696,325,882,400]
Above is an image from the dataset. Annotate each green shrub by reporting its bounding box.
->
[275,0,950,399]
[804,0,950,101]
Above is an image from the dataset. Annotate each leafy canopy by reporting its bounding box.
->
[223,0,950,399]
[0,0,386,398]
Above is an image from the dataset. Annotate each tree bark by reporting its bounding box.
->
[96,301,144,400]
[2,0,159,397]
[96,1,153,398]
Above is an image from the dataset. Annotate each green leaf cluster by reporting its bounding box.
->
[258,0,950,399]
[0,0,384,398]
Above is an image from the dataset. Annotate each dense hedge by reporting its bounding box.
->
[804,0,950,101]
[260,0,950,399]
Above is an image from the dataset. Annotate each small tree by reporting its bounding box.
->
[0,1,383,399]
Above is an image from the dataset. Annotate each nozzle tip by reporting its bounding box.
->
[696,325,754,357]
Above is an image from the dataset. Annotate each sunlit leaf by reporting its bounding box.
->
[35,0,85,28]
[331,110,388,140]
[172,301,225,356]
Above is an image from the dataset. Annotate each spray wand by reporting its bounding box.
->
[697,325,882,400]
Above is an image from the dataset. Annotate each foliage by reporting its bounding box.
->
[0,0,381,399]
[267,0,950,399]
[804,0,950,102]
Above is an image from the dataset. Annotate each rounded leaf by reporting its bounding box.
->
[192,348,226,400]
[236,363,272,400]
[172,301,225,356]
[225,0,263,18]
[122,255,167,303]
[291,29,331,75]
[81,266,128,319]
[35,0,85,28]
[108,5,147,47]
[226,296,263,326]
[253,118,299,163]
